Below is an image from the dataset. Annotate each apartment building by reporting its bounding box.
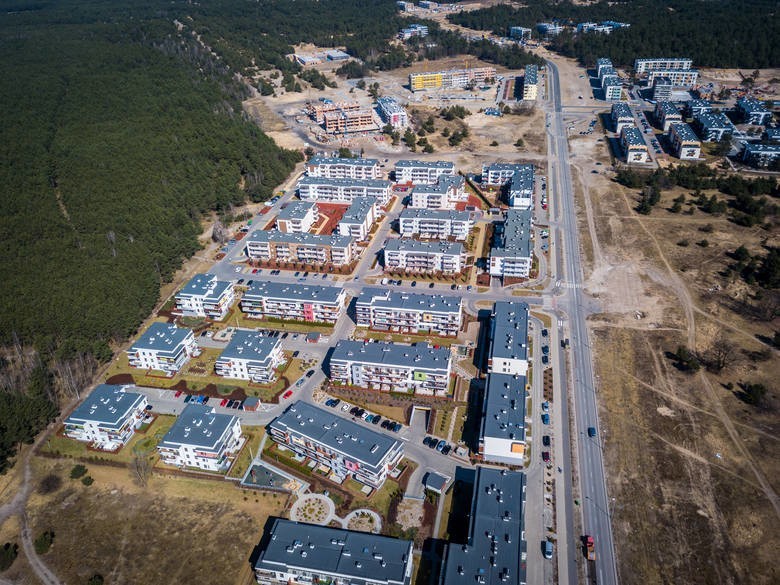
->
[509,26,532,41]
[694,112,736,142]
[603,75,622,101]
[634,57,693,73]
[377,97,408,128]
[394,159,454,185]
[478,301,529,465]
[174,273,236,321]
[383,238,465,274]
[595,57,613,79]
[337,197,379,241]
[126,323,198,375]
[254,519,413,585]
[765,128,780,143]
[215,330,284,383]
[646,69,699,86]
[268,401,404,488]
[399,23,428,40]
[297,176,392,206]
[245,230,356,267]
[536,22,563,36]
[654,101,682,132]
[323,109,378,134]
[276,202,318,233]
[489,209,533,280]
[306,101,362,124]
[482,163,535,209]
[736,97,772,126]
[686,99,712,118]
[742,143,780,168]
[329,340,452,396]
[63,385,148,451]
[669,122,701,160]
[241,282,347,324]
[398,208,474,241]
[439,467,527,585]
[306,156,382,180]
[598,65,617,82]
[522,64,539,100]
[356,287,463,337]
[409,66,496,92]
[620,126,650,163]
[652,76,673,101]
[409,175,466,210]
[157,403,243,472]
[611,101,634,133]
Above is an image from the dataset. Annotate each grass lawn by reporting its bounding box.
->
[227,427,265,479]
[352,327,461,348]
[41,415,176,465]
[434,407,454,438]
[437,485,455,540]
[228,310,335,334]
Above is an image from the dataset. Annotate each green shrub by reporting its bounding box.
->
[33,531,54,555]
[0,542,19,571]
[81,476,95,486]
[70,464,88,479]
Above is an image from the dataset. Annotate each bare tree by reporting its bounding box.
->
[212,219,227,244]
[131,454,152,487]
[705,332,737,373]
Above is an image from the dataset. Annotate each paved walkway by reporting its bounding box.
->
[289,493,336,525]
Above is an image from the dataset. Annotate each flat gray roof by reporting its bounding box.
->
[399,207,471,222]
[596,57,612,66]
[603,75,622,87]
[411,174,464,195]
[247,229,353,248]
[621,126,645,146]
[331,339,451,372]
[395,159,454,170]
[524,64,538,84]
[423,471,448,492]
[441,467,527,585]
[491,209,532,258]
[695,111,735,130]
[737,96,769,114]
[217,330,281,363]
[339,197,377,224]
[490,301,529,362]
[65,385,145,429]
[384,238,464,255]
[255,518,412,585]
[480,372,527,443]
[611,101,632,118]
[298,176,392,189]
[243,282,344,304]
[277,201,316,222]
[308,156,379,167]
[160,403,238,451]
[656,101,680,116]
[357,287,462,315]
[269,401,403,468]
[177,273,232,301]
[670,122,699,142]
[130,322,192,352]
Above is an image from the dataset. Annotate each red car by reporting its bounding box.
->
[252,268,258,274]
[542,451,551,463]
[282,390,293,399]
[220,398,228,407]
[174,390,183,398]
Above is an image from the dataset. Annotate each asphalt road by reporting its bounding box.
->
[546,58,619,585]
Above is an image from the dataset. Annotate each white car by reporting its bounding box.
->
[341,403,351,412]
[234,266,242,273]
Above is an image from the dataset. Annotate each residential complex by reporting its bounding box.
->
[479,301,529,465]
[306,101,362,124]
[646,69,699,86]
[409,66,496,92]
[63,385,148,451]
[654,101,682,132]
[736,97,772,126]
[595,57,613,79]
[329,340,452,396]
[489,209,533,280]
[522,64,539,100]
[610,101,634,133]
[241,282,347,324]
[409,174,466,210]
[603,76,622,101]
[254,519,413,585]
[686,99,712,118]
[509,26,532,41]
[652,76,673,101]
[276,201,319,233]
[214,330,284,383]
[439,466,527,585]
[742,143,780,168]
[356,287,463,337]
[399,23,428,40]
[174,273,236,321]
[337,197,379,241]
[306,156,382,180]
[157,403,243,472]
[394,159,454,184]
[377,97,408,128]
[398,208,474,241]
[268,401,404,487]
[668,123,701,160]
[634,57,692,73]
[297,176,392,206]
[245,230,356,267]
[482,163,535,209]
[536,22,563,36]
[693,112,736,142]
[383,238,465,274]
[323,109,377,134]
[126,322,198,375]
[620,126,650,163]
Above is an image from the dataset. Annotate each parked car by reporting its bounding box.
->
[393,423,402,432]
[174,390,183,398]
[423,436,432,447]
[226,400,235,408]
[587,426,597,437]
[542,401,549,412]
[350,407,360,416]
[232,401,242,409]
[442,444,451,455]
[542,435,550,447]
[541,328,548,337]
[364,414,373,423]
[381,419,392,429]
[428,282,435,288]
[202,396,209,404]
[282,390,293,400]
[371,415,381,425]
[305,370,315,378]
[541,413,550,425]
[427,437,438,449]
[543,540,554,559]
[436,440,447,452]
[542,451,550,463]
[411,281,417,287]
[341,403,351,412]
[220,398,228,407]
[542,355,549,365]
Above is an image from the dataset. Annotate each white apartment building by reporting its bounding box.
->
[157,404,243,472]
[398,208,474,241]
[603,76,622,101]
[214,330,285,383]
[329,340,452,396]
[620,126,650,164]
[376,97,408,129]
[596,57,613,79]
[482,163,535,209]
[522,64,539,100]
[646,69,699,86]
[63,385,148,451]
[241,282,347,324]
[634,57,693,73]
[276,201,318,233]
[174,273,235,321]
[383,238,465,274]
[305,156,381,179]
[244,230,356,267]
[489,209,533,280]
[126,323,198,375]
[394,159,454,185]
[610,101,634,133]
[356,287,463,337]
[654,101,682,132]
[337,197,379,241]
[409,175,466,210]
[297,176,392,206]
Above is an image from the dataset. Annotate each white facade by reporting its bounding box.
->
[306,156,381,179]
[669,123,701,160]
[63,385,148,450]
[384,239,465,274]
[276,201,319,233]
[214,330,285,383]
[409,175,466,210]
[127,323,198,375]
[394,160,454,185]
[376,97,408,129]
[241,283,347,324]
[398,208,474,240]
[356,288,462,337]
[297,177,392,205]
[489,209,533,280]
[175,273,235,321]
[337,197,378,241]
